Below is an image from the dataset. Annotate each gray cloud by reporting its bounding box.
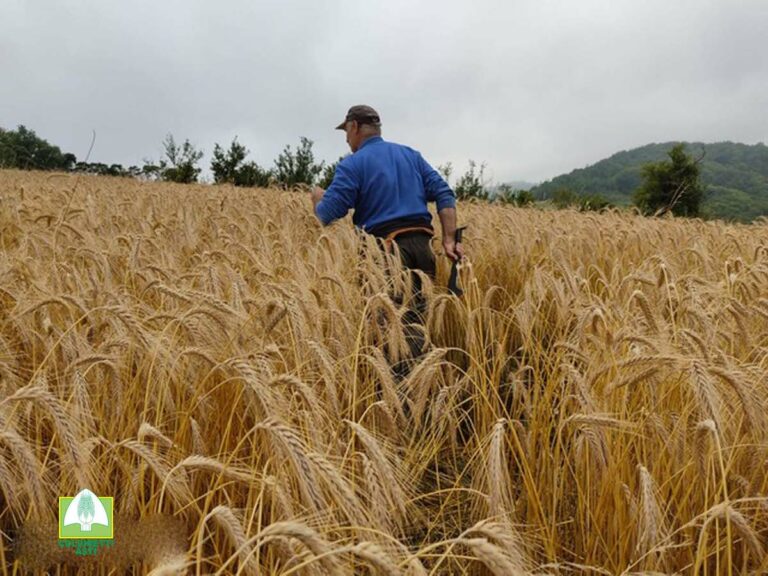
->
[2,0,766,183]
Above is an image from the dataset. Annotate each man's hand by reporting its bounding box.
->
[443,237,465,262]
[437,207,465,261]
[311,186,325,209]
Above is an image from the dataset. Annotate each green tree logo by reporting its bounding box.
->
[77,492,96,531]
[60,489,113,538]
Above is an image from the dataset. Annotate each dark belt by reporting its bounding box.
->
[382,226,435,253]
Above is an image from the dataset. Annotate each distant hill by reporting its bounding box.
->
[529,142,768,222]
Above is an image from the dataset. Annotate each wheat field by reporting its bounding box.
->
[1,169,768,575]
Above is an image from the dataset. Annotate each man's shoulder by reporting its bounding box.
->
[336,152,363,174]
[337,154,355,167]
[361,139,420,158]
[383,139,418,153]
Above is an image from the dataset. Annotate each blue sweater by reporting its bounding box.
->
[315,136,456,236]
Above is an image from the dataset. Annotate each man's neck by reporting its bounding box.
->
[357,134,381,151]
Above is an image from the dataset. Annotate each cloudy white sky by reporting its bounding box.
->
[2,0,767,184]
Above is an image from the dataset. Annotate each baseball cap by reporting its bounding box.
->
[335,105,381,130]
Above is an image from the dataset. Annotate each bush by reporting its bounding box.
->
[454,160,490,201]
[496,184,534,206]
[211,138,272,187]
[318,156,347,189]
[552,187,579,209]
[633,143,705,217]
[0,125,75,171]
[273,137,324,188]
[73,162,140,177]
[158,134,203,184]
[235,161,272,188]
[578,194,612,212]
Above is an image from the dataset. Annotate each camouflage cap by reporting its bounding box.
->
[335,105,381,130]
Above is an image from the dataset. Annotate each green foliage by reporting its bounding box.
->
[437,162,453,185]
[544,187,613,212]
[139,163,163,181]
[633,144,705,217]
[4,123,765,223]
[211,138,247,184]
[318,156,347,189]
[516,190,535,206]
[159,134,203,184]
[235,161,272,188]
[701,185,768,222]
[273,137,324,188]
[552,187,579,209]
[211,137,272,187]
[0,125,75,171]
[454,160,490,201]
[74,162,141,177]
[578,193,612,212]
[495,183,534,206]
[530,141,768,222]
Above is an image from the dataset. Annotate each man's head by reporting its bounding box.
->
[336,105,382,152]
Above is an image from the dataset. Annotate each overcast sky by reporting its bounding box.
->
[2,0,767,184]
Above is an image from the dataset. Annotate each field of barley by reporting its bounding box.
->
[1,169,768,575]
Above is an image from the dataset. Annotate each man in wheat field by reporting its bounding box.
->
[311,105,463,377]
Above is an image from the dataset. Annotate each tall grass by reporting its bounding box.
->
[1,169,768,574]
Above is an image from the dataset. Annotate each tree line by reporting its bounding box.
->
[539,144,705,217]
[1,125,704,217]
[0,125,341,189]
[531,141,768,221]
[438,144,705,217]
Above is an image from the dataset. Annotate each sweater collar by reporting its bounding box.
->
[358,136,383,151]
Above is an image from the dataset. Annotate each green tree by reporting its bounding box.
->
[0,128,9,167]
[578,193,612,212]
[318,155,347,189]
[210,137,272,187]
[235,161,272,187]
[515,190,535,206]
[159,133,203,184]
[74,162,135,177]
[633,143,705,217]
[496,183,534,206]
[437,162,453,186]
[551,187,578,209]
[140,162,163,181]
[0,125,75,171]
[273,137,324,188]
[211,138,248,184]
[454,160,490,201]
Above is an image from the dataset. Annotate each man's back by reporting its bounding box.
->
[315,136,455,236]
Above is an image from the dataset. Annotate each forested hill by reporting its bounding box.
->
[529,142,768,222]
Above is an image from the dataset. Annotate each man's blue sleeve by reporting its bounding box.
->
[419,153,456,211]
[315,161,359,225]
